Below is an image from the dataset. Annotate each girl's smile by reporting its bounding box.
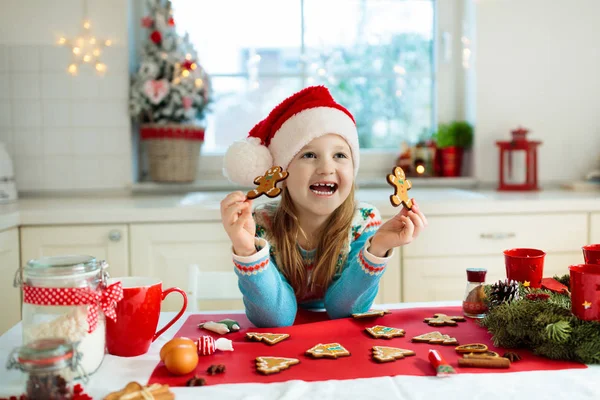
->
[309,181,338,197]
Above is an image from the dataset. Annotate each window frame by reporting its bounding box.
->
[149,0,469,186]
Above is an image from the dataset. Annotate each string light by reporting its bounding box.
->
[194,78,203,88]
[59,0,110,76]
[181,70,190,78]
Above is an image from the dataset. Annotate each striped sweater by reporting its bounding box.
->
[232,201,393,327]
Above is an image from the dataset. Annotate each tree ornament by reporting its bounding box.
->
[168,17,175,26]
[141,16,153,28]
[143,79,170,104]
[150,30,162,44]
[488,279,520,307]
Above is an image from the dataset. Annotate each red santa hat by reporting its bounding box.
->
[223,86,359,186]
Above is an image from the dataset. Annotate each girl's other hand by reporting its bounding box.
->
[220,191,256,256]
[369,199,428,256]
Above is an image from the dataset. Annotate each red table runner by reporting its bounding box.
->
[148,306,586,387]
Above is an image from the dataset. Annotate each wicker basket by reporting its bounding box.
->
[141,124,205,183]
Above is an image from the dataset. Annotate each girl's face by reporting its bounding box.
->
[285,134,354,218]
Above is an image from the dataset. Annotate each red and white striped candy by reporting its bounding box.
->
[198,336,216,355]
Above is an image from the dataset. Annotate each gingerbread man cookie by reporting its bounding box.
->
[386,166,413,209]
[247,166,289,200]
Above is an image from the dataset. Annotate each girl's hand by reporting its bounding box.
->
[369,199,428,257]
[220,191,256,256]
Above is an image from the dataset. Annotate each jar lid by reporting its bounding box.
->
[17,338,75,369]
[466,268,487,282]
[24,255,102,278]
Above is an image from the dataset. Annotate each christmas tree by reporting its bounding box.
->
[129,0,211,125]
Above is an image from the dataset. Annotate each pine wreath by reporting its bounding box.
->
[479,275,600,364]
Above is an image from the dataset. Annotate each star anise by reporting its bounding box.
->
[185,375,206,387]
[503,352,521,362]
[207,364,226,375]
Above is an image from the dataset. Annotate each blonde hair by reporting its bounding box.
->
[269,185,356,297]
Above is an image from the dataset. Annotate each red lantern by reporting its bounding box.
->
[496,127,542,191]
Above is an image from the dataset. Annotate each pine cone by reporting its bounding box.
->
[488,279,520,307]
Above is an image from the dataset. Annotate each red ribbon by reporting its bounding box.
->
[23,282,123,333]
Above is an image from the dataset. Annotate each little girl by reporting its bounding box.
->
[221,86,427,327]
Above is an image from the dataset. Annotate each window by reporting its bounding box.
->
[170,0,465,181]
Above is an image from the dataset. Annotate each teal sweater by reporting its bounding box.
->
[232,202,393,327]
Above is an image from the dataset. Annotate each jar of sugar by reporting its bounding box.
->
[15,255,123,378]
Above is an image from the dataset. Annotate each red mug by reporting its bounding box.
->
[569,264,600,321]
[503,248,546,288]
[582,244,600,265]
[106,277,187,357]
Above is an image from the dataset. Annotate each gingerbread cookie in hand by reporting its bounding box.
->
[247,166,289,200]
[386,166,413,209]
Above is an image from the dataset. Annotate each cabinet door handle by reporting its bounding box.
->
[480,232,516,240]
[108,230,122,242]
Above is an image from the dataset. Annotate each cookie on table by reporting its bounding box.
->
[412,331,458,345]
[305,343,350,359]
[372,346,415,363]
[423,313,466,327]
[246,332,290,345]
[365,325,405,339]
[255,356,299,375]
[352,309,391,319]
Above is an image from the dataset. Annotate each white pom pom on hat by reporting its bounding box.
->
[222,85,359,186]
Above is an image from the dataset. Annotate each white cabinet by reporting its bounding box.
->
[592,213,600,243]
[130,222,402,312]
[20,225,129,278]
[402,213,588,302]
[130,222,240,312]
[0,228,20,335]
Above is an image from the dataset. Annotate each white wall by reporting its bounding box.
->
[1,0,599,192]
[474,0,600,185]
[0,0,132,192]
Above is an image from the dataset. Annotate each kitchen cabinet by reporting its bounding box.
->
[20,225,129,278]
[591,213,600,244]
[130,221,402,312]
[402,212,588,302]
[0,228,20,335]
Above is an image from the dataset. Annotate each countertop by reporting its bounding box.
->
[0,188,598,230]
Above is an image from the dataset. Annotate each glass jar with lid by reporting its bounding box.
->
[14,255,121,378]
[6,337,86,399]
[462,267,488,318]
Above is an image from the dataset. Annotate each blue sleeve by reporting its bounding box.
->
[323,223,393,320]
[233,238,298,327]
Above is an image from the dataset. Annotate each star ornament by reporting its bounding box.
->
[58,19,111,76]
[523,281,531,287]
[582,301,592,310]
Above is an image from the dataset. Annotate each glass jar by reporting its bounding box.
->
[6,338,85,399]
[462,267,488,318]
[14,255,109,378]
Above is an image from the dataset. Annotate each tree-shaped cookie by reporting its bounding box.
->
[423,313,466,326]
[255,356,299,375]
[246,332,290,345]
[372,346,416,363]
[365,325,406,339]
[352,309,391,319]
[305,343,350,359]
[247,166,289,199]
[412,331,458,345]
[386,166,413,209]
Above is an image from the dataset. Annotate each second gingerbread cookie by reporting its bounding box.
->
[247,166,289,200]
[386,166,413,210]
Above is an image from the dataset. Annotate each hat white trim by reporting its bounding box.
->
[268,107,359,174]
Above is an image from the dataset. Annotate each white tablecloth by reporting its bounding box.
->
[1,302,598,399]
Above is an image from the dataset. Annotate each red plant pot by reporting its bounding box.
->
[582,244,600,265]
[569,264,600,321]
[503,248,546,288]
[440,147,463,177]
